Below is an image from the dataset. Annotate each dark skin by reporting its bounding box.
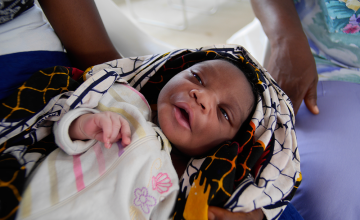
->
[251,0,319,115]
[38,0,122,70]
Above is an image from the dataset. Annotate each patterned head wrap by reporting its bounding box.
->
[0,45,300,220]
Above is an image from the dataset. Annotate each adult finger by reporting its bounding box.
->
[96,114,113,148]
[290,94,302,116]
[304,80,319,115]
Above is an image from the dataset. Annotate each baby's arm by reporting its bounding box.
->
[69,111,131,149]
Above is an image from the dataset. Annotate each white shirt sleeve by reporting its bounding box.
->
[53,108,100,155]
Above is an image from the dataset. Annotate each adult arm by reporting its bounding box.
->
[250,0,319,115]
[38,0,122,70]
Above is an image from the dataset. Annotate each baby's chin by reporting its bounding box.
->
[170,144,192,158]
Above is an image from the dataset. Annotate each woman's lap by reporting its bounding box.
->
[0,5,70,100]
[0,51,71,100]
[291,80,360,219]
[0,5,63,56]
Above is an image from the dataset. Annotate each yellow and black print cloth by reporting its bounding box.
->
[0,66,83,220]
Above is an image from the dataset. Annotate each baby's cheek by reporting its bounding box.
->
[215,126,235,144]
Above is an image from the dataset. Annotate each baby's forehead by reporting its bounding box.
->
[191,60,247,83]
[191,59,235,69]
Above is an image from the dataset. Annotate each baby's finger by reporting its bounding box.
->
[119,117,131,146]
[108,113,122,144]
[97,114,113,148]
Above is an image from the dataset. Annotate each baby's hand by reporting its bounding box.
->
[70,111,131,148]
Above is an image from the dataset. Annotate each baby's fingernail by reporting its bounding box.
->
[123,137,129,143]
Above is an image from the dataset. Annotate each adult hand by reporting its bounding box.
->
[208,207,263,220]
[267,36,319,115]
[251,0,319,115]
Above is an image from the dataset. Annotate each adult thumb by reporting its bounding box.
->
[304,84,319,115]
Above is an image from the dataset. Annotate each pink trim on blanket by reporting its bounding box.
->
[73,155,85,191]
[93,142,106,176]
[123,84,150,110]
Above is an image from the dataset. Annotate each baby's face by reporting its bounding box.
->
[157,60,255,156]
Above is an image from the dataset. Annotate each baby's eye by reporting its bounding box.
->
[220,108,229,121]
[193,73,203,85]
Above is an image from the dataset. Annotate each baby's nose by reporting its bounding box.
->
[190,89,213,113]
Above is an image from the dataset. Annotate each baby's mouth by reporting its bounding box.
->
[174,106,191,130]
[180,108,190,124]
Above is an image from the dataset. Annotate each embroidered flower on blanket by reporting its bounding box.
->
[152,173,172,194]
[134,187,156,214]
